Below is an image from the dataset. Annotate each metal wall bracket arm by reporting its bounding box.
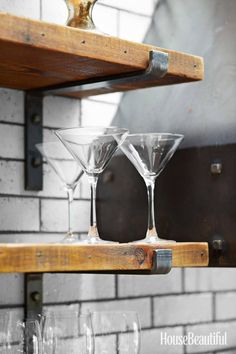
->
[152,249,172,274]
[25,92,43,191]
[41,50,169,97]
[25,273,43,319]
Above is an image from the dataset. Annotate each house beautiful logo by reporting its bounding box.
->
[160,331,227,347]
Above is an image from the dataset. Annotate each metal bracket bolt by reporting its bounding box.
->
[211,161,222,175]
[31,157,42,168]
[30,291,41,303]
[102,170,114,183]
[31,114,42,125]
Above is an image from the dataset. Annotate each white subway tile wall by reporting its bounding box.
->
[0,197,40,231]
[81,99,118,127]
[215,292,236,321]
[0,274,24,305]
[0,124,24,159]
[0,89,24,124]
[0,1,235,353]
[41,199,90,232]
[154,293,213,327]
[118,269,182,297]
[44,274,116,303]
[0,0,40,19]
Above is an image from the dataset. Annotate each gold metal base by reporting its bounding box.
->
[65,0,97,30]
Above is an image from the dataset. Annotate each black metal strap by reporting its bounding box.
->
[25,93,43,191]
[25,273,43,319]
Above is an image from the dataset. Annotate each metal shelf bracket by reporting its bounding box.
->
[42,50,169,97]
[152,249,172,274]
[25,93,43,191]
[25,273,43,319]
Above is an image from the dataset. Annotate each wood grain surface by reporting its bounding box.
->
[0,242,209,273]
[0,13,204,97]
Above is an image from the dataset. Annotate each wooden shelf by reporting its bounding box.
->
[0,13,204,98]
[0,242,209,273]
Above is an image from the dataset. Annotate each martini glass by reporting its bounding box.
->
[55,126,128,244]
[118,133,184,244]
[36,142,83,243]
[65,0,99,32]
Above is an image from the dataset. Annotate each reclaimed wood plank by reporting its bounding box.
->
[0,243,209,273]
[0,13,204,97]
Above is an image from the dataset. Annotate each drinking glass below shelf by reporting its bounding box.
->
[42,311,94,354]
[1,315,43,353]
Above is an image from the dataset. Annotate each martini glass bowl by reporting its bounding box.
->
[118,133,184,243]
[36,142,83,243]
[55,126,128,244]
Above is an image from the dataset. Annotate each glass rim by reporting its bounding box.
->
[54,126,129,137]
[91,310,139,315]
[42,311,91,318]
[36,142,62,147]
[126,133,184,140]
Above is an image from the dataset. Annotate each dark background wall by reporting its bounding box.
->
[114,0,236,149]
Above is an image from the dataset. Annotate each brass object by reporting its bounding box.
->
[65,0,97,30]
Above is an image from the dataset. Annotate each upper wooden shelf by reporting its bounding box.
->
[0,242,209,273]
[0,13,204,98]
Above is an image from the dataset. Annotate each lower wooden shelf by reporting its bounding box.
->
[0,242,209,273]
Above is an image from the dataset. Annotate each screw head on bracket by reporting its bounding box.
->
[211,234,226,257]
[211,161,222,175]
[31,114,42,125]
[30,291,41,303]
[212,239,224,252]
[31,157,42,168]
[102,170,114,183]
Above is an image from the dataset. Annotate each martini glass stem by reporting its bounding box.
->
[145,178,159,240]
[88,176,99,240]
[67,188,73,235]
[64,187,77,242]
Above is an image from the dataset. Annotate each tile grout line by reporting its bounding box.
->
[39,0,43,21]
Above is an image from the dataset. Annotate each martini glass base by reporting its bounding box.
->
[132,228,176,244]
[133,237,176,244]
[61,232,80,243]
[81,237,119,245]
[83,226,119,244]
